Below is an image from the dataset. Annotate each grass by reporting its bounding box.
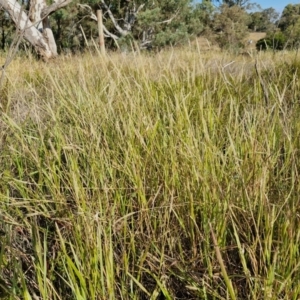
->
[0,45,300,299]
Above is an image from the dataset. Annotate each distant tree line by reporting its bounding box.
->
[256,3,300,50]
[0,0,298,58]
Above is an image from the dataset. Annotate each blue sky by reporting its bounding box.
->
[258,0,299,13]
[194,1,300,15]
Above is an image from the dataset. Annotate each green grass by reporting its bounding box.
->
[0,47,300,299]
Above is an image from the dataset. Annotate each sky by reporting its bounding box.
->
[194,1,300,15]
[258,0,299,14]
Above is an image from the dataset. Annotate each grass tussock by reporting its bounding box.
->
[0,47,300,299]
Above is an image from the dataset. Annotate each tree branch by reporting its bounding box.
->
[77,4,119,41]
[0,0,52,58]
[100,0,128,36]
[41,0,72,18]
[77,4,97,21]
[136,4,145,14]
[102,25,119,41]
[157,9,179,25]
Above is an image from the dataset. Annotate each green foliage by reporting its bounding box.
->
[248,8,279,32]
[50,0,89,52]
[153,25,189,47]
[68,0,207,50]
[283,18,300,49]
[278,4,300,32]
[212,4,250,50]
[216,0,253,9]
[136,7,162,27]
[134,0,205,48]
[193,1,215,29]
[274,4,300,49]
[0,11,15,50]
[256,32,286,50]
[255,3,300,52]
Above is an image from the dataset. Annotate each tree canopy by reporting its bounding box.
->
[248,8,279,32]
[77,0,205,50]
[0,0,284,57]
[256,3,300,51]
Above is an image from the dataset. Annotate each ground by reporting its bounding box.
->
[195,32,267,51]
[246,32,267,49]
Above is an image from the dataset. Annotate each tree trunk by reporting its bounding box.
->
[0,0,71,59]
[29,0,57,57]
[1,19,5,49]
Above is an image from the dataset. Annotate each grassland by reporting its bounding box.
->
[0,45,300,299]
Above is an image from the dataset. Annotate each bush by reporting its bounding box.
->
[256,32,286,50]
[212,4,250,50]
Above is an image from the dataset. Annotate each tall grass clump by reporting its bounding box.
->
[0,48,300,299]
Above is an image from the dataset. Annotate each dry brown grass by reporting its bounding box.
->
[194,32,267,53]
[248,32,267,42]
[245,32,267,50]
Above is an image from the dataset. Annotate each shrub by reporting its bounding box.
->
[213,4,250,50]
[256,32,286,50]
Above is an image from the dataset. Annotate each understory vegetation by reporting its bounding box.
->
[1,46,300,299]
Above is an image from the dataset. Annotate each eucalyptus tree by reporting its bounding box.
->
[214,0,260,10]
[212,4,250,49]
[248,8,279,32]
[278,4,300,32]
[79,0,204,50]
[0,0,72,59]
[276,4,300,48]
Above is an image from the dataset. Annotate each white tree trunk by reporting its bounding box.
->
[29,0,57,57]
[0,0,71,59]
